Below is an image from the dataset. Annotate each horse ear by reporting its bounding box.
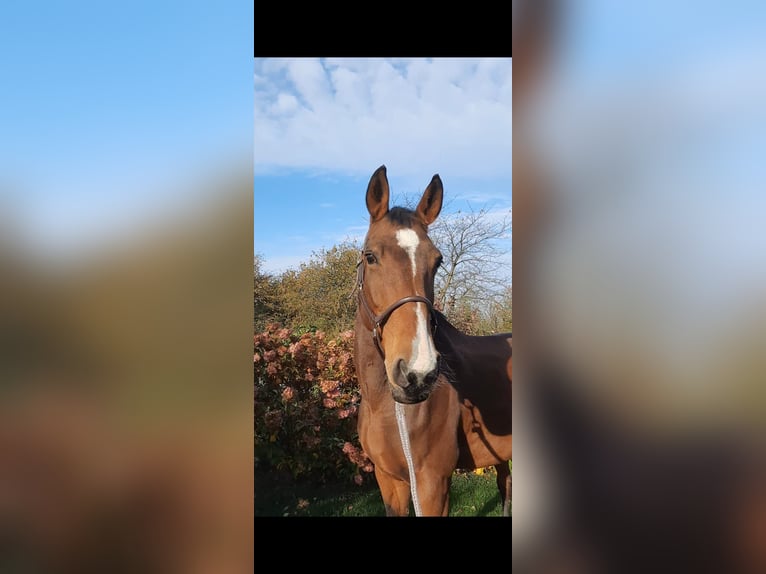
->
[366,165,390,222]
[416,174,443,225]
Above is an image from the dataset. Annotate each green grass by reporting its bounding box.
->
[255,466,509,517]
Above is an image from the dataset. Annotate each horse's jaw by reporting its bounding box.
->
[390,388,429,405]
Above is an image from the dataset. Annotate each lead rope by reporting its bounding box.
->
[394,402,422,516]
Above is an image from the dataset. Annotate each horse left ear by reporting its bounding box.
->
[416,174,443,226]
[366,165,390,222]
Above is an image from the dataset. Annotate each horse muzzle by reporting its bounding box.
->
[389,358,440,404]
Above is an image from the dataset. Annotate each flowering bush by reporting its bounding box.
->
[254,324,374,485]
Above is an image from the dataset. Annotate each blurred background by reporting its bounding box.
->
[0,2,254,572]
[4,0,766,567]
[513,0,766,572]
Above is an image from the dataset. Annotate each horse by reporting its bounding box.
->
[353,165,512,517]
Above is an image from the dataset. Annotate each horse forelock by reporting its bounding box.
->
[386,206,419,228]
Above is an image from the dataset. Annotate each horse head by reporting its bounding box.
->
[357,165,444,404]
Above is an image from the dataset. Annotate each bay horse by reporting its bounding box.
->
[353,165,512,517]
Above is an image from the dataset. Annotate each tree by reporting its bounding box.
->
[482,285,512,334]
[276,241,360,335]
[256,203,512,337]
[429,205,512,320]
[254,254,284,330]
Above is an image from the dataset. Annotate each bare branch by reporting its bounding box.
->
[429,204,512,316]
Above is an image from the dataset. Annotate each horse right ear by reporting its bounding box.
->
[366,165,389,222]
[416,174,443,226]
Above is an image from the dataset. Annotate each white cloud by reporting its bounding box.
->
[254,58,512,179]
[271,93,299,115]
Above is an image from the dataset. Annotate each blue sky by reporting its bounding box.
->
[2,0,763,292]
[522,0,766,399]
[1,1,253,260]
[253,58,513,274]
[540,0,766,264]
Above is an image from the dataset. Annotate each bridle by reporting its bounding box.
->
[355,250,438,358]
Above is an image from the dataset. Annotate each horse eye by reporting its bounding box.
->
[365,251,378,265]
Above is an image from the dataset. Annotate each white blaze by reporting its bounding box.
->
[395,228,438,375]
[395,228,419,278]
[412,305,437,374]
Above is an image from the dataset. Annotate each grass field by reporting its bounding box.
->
[255,466,510,517]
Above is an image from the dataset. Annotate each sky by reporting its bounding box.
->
[536,0,766,293]
[1,1,254,261]
[253,58,513,275]
[1,0,762,293]
[520,0,766,405]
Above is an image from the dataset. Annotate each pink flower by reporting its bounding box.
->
[289,342,304,355]
[341,330,354,340]
[281,386,295,402]
[342,442,354,454]
[337,408,351,419]
[323,398,337,408]
[320,380,339,394]
[277,328,290,339]
[266,363,278,376]
[353,474,363,486]
[264,350,277,361]
[253,353,261,363]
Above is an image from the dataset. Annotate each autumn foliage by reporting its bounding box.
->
[253,323,373,485]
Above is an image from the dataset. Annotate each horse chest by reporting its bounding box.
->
[358,390,461,476]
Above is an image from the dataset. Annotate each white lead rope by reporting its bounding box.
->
[395,401,422,516]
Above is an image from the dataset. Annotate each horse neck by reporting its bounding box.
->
[432,313,512,392]
[432,311,465,364]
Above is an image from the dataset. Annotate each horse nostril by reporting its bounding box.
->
[424,368,439,386]
[396,359,411,387]
[397,361,438,389]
